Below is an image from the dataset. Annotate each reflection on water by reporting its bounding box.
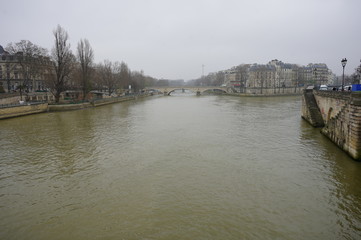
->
[1,95,361,239]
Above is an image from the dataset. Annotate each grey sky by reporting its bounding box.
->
[1,0,361,80]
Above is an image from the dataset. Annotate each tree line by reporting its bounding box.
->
[4,25,158,102]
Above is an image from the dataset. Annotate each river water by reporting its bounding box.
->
[1,94,361,239]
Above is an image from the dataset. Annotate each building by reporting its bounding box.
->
[221,60,333,90]
[248,64,276,89]
[0,45,51,93]
[306,63,329,86]
[223,64,250,92]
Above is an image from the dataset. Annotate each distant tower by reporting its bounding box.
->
[202,64,205,77]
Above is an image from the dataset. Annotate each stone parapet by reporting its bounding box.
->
[314,90,351,100]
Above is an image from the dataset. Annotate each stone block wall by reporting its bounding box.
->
[245,86,303,95]
[0,103,48,119]
[320,93,361,160]
[313,90,351,124]
[301,89,324,127]
[304,90,361,160]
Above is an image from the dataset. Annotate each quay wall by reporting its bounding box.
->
[48,102,92,111]
[301,89,324,127]
[0,94,151,119]
[49,94,149,111]
[244,87,303,95]
[92,95,143,107]
[0,103,48,120]
[302,90,361,160]
[313,90,351,124]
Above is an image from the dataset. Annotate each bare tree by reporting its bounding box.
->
[49,25,75,103]
[131,70,145,92]
[92,64,104,92]
[215,71,225,86]
[77,39,94,100]
[97,60,119,96]
[143,75,158,87]
[3,60,17,93]
[255,65,270,94]
[235,64,250,93]
[119,61,131,91]
[6,40,48,100]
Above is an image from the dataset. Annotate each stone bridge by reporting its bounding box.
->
[302,89,361,160]
[145,86,230,95]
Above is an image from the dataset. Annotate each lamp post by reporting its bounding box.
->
[358,59,361,84]
[341,58,347,91]
[313,68,317,87]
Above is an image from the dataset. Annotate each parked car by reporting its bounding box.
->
[319,85,328,90]
[338,85,352,91]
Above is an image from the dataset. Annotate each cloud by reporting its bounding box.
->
[2,0,361,80]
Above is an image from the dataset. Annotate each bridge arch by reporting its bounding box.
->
[145,86,229,95]
[166,87,228,95]
[200,88,228,94]
[167,88,196,95]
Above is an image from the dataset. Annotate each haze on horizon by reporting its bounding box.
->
[1,0,361,81]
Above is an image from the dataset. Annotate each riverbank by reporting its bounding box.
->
[0,102,49,120]
[48,94,145,112]
[0,93,152,119]
[226,92,302,97]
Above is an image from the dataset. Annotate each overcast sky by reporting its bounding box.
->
[1,0,361,80]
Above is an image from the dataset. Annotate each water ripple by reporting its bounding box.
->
[1,96,361,239]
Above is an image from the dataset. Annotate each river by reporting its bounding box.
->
[1,94,361,239]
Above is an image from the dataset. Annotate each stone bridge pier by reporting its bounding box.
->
[302,89,361,160]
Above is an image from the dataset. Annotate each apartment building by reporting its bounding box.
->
[0,45,51,93]
[221,59,332,90]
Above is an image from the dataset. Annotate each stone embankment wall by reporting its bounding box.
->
[48,102,92,111]
[302,90,361,160]
[245,86,303,95]
[0,103,48,120]
[48,94,147,111]
[1,93,150,119]
[313,90,351,123]
[92,95,138,107]
[301,89,325,127]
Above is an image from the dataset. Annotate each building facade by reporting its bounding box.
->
[0,45,51,93]
[221,59,333,91]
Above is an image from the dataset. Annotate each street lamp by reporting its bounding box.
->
[358,59,361,84]
[313,68,317,87]
[341,58,347,91]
